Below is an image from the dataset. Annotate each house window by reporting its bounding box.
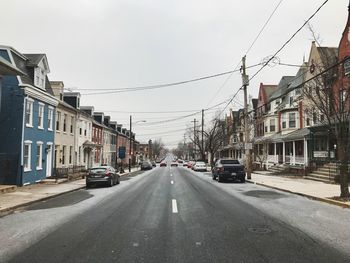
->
[36,142,43,170]
[63,114,67,132]
[56,111,61,131]
[270,119,276,132]
[306,117,310,126]
[24,141,32,171]
[265,126,268,133]
[70,116,74,134]
[48,107,53,130]
[289,96,293,106]
[282,115,286,129]
[62,145,66,165]
[25,99,34,127]
[313,112,317,124]
[344,58,350,76]
[340,90,347,112]
[38,104,44,129]
[69,146,73,164]
[84,122,87,136]
[78,146,81,163]
[289,113,296,128]
[320,114,325,122]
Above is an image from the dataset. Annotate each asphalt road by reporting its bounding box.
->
[4,166,350,263]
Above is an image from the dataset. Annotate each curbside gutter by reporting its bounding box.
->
[246,180,350,209]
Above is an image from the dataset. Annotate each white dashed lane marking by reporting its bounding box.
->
[172,199,178,213]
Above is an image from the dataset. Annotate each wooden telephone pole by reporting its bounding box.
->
[242,56,252,179]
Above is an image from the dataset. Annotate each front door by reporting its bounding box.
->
[46,145,52,177]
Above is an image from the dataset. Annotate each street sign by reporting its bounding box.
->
[118,146,126,159]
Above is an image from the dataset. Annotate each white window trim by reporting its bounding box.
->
[36,142,43,170]
[48,106,54,131]
[38,102,45,129]
[24,141,32,172]
[25,98,34,128]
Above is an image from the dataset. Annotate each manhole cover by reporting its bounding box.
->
[248,226,272,234]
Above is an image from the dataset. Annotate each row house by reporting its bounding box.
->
[51,81,77,169]
[0,46,58,185]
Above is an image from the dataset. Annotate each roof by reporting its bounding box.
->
[0,56,25,76]
[283,128,310,141]
[23,54,46,66]
[289,63,308,90]
[269,76,295,101]
[317,47,338,66]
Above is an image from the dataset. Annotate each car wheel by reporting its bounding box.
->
[117,175,120,184]
[241,177,245,183]
[212,175,217,180]
[109,178,113,187]
[218,175,223,183]
[86,182,91,189]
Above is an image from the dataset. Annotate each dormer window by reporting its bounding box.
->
[35,67,46,89]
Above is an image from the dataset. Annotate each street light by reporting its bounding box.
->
[129,115,146,172]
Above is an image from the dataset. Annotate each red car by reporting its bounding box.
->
[187,161,194,169]
[160,162,167,167]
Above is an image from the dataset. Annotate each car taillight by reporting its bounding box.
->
[105,171,111,176]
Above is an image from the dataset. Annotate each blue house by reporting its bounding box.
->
[0,46,58,186]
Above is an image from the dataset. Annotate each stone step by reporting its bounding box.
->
[318,167,337,173]
[305,176,334,183]
[306,173,335,183]
[312,169,337,176]
[308,172,334,180]
[0,185,17,194]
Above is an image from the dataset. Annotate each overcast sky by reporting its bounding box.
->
[1,0,348,148]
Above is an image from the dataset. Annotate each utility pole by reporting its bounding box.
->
[129,115,132,172]
[183,134,186,160]
[242,55,252,179]
[191,118,197,160]
[201,109,204,161]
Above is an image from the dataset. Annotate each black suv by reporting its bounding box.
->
[212,159,245,183]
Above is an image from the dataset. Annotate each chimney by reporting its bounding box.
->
[50,81,64,101]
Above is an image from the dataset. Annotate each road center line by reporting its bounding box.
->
[171,180,174,184]
[172,199,178,213]
[170,173,173,177]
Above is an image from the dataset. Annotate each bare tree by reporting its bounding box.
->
[152,139,165,159]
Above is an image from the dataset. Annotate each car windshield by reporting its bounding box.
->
[221,160,240,164]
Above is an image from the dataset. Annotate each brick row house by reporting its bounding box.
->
[0,45,141,186]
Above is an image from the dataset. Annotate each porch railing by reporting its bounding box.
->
[53,165,87,179]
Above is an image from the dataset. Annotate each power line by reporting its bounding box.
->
[75,64,261,96]
[206,0,284,108]
[218,0,329,118]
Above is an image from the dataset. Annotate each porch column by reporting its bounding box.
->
[274,143,277,163]
[304,138,308,166]
[292,141,296,165]
[283,142,286,163]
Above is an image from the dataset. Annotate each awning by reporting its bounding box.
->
[83,140,96,148]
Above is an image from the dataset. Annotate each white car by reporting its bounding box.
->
[193,162,207,172]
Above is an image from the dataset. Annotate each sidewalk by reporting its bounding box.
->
[0,167,140,214]
[248,173,350,208]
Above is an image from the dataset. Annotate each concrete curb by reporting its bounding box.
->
[0,169,142,215]
[246,180,350,209]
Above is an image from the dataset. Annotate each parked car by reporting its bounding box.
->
[193,161,207,172]
[212,159,245,183]
[86,166,120,188]
[160,161,167,167]
[171,161,178,167]
[187,161,194,169]
[151,161,157,167]
[141,161,153,170]
[183,161,188,167]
